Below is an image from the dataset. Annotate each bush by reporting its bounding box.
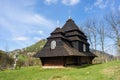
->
[0,51,14,70]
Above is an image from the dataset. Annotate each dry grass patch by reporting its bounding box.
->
[102,65,120,79]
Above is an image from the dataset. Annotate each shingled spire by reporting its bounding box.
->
[48,27,65,39]
[62,19,83,32]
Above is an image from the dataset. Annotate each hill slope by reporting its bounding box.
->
[0,60,120,80]
[92,50,115,63]
[23,39,46,52]
[10,39,46,55]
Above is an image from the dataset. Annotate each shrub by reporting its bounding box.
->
[0,51,14,70]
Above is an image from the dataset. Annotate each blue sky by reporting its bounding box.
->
[0,0,120,53]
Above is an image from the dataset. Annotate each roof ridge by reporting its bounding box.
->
[51,27,64,34]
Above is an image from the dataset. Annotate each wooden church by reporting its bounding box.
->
[35,18,96,67]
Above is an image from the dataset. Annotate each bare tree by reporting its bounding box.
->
[82,19,94,49]
[92,21,97,51]
[83,18,98,50]
[105,11,120,55]
[98,22,105,52]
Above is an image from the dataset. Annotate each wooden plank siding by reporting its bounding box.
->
[41,56,92,66]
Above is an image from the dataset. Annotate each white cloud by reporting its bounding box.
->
[37,30,44,34]
[0,0,54,37]
[94,0,108,9]
[33,37,42,41]
[28,30,46,37]
[85,6,93,12]
[44,0,58,5]
[37,30,45,36]
[13,36,28,41]
[0,0,55,50]
[62,0,80,6]
[44,0,80,6]
[31,14,54,27]
[36,30,46,36]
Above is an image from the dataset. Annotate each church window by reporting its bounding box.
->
[83,44,86,52]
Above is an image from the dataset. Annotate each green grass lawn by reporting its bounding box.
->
[0,60,120,80]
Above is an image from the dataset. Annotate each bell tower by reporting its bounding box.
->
[62,18,90,52]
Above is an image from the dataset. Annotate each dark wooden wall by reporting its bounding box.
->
[80,57,92,64]
[41,56,92,66]
[41,57,64,66]
[72,41,79,50]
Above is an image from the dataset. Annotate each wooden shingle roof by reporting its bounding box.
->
[47,34,66,39]
[51,27,64,34]
[65,31,86,39]
[35,18,96,58]
[62,19,84,34]
[35,41,95,58]
[48,28,66,39]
